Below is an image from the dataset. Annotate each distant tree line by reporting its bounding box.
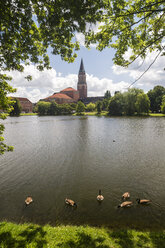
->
[16,85,165,116]
[36,101,76,115]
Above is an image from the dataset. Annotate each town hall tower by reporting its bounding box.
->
[77,59,87,99]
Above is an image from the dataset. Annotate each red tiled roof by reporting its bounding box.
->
[61,87,77,92]
[45,93,72,100]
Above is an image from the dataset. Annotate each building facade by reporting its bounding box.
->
[14,97,33,113]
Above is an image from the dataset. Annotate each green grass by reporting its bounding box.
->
[20,113,37,116]
[84,111,107,116]
[19,112,165,117]
[0,222,165,248]
[149,113,165,117]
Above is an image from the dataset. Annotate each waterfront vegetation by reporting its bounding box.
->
[1,222,165,248]
[34,86,165,117]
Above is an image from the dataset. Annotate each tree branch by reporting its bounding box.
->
[128,46,165,87]
[127,34,164,66]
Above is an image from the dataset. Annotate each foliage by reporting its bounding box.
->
[96,101,102,114]
[70,103,77,111]
[108,93,124,116]
[58,104,73,115]
[161,95,165,114]
[86,0,165,66]
[102,98,110,111]
[86,102,96,112]
[104,90,111,99]
[1,0,105,71]
[1,222,165,248]
[123,88,144,115]
[37,101,73,115]
[76,101,85,114]
[48,101,59,115]
[9,98,22,116]
[0,74,16,154]
[147,85,165,113]
[135,93,150,114]
[37,101,51,115]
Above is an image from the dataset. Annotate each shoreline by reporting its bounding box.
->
[20,112,165,117]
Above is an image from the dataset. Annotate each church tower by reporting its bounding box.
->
[77,58,87,99]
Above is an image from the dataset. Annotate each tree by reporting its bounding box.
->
[86,102,96,112]
[108,93,124,116]
[0,75,16,154]
[9,98,22,116]
[161,95,165,114]
[0,0,105,154]
[48,101,59,115]
[123,88,144,115]
[135,93,150,114]
[96,101,102,114]
[58,104,72,115]
[86,0,165,67]
[102,98,109,111]
[104,90,111,99]
[147,85,165,112]
[37,101,51,115]
[76,101,85,115]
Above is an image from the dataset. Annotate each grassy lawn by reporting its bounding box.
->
[18,112,165,117]
[149,113,165,117]
[20,113,37,116]
[0,222,165,248]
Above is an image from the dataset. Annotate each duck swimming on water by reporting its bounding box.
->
[118,201,133,208]
[97,190,104,201]
[25,196,33,205]
[136,199,151,204]
[122,192,130,200]
[65,198,77,207]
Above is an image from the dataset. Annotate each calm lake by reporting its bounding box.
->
[0,116,165,229]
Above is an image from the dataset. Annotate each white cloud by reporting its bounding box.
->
[112,50,165,91]
[6,64,129,103]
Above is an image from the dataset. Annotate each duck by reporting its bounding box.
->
[118,201,133,208]
[122,192,130,200]
[97,190,104,201]
[25,196,33,205]
[65,198,77,207]
[136,199,151,204]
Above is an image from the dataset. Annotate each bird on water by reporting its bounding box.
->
[122,192,130,200]
[118,201,133,208]
[65,198,77,207]
[136,199,151,204]
[25,196,33,205]
[97,190,104,201]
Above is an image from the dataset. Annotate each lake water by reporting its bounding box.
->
[0,115,165,229]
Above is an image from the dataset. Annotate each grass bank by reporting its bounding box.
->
[0,222,165,248]
[149,113,165,117]
[20,113,37,116]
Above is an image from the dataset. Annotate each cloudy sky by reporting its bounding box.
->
[8,34,165,103]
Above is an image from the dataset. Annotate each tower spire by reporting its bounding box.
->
[79,58,85,73]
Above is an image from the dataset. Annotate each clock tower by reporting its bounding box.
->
[77,59,87,99]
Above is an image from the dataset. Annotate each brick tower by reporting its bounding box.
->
[77,58,87,99]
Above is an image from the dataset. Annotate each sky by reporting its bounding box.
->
[8,34,165,103]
